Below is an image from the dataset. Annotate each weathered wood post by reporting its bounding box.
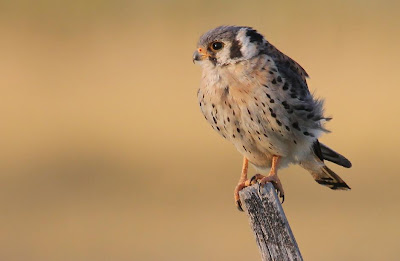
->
[239,183,303,261]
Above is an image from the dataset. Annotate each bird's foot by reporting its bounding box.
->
[234,178,259,211]
[257,173,285,203]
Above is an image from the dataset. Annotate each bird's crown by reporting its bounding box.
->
[194,25,267,66]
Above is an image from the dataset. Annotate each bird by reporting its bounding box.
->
[193,25,352,211]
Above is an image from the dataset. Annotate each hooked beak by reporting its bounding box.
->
[192,48,207,63]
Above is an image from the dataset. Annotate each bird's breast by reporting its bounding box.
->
[197,56,315,169]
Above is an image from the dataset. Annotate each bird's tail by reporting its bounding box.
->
[311,165,351,190]
[319,143,352,168]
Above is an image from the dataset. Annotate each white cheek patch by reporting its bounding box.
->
[215,42,233,64]
[236,28,258,59]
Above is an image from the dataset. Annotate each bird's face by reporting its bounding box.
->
[193,26,266,67]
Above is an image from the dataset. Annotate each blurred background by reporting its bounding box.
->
[0,0,399,260]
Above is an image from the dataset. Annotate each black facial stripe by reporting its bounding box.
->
[230,39,242,59]
[246,29,263,44]
[208,56,217,65]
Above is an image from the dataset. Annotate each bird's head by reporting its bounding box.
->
[193,25,266,67]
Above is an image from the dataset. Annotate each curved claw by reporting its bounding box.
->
[236,199,244,212]
[249,175,258,185]
[250,174,265,185]
[258,176,285,204]
[276,189,285,204]
[257,182,263,198]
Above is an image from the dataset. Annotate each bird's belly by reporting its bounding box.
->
[197,65,319,170]
[199,96,304,168]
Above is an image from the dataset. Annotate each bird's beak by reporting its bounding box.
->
[192,48,207,63]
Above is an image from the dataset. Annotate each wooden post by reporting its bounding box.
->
[239,183,303,261]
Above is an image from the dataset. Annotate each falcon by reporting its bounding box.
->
[193,26,352,211]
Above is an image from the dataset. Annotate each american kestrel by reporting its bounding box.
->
[193,26,352,211]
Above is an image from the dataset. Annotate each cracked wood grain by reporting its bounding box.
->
[239,183,303,261]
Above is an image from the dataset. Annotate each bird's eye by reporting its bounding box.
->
[211,41,224,51]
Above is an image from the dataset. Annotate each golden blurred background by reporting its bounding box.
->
[0,0,399,260]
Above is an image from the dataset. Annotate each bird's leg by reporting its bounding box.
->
[234,157,254,211]
[234,156,284,211]
[256,155,285,202]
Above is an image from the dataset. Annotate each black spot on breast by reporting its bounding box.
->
[212,104,215,108]
[216,126,220,131]
[224,86,230,95]
[263,84,269,88]
[293,140,297,144]
[269,71,274,75]
[230,39,243,59]
[271,79,277,84]
[285,125,290,131]
[256,131,260,135]
[290,93,297,99]
[232,134,236,138]
[271,112,276,118]
[227,117,230,122]
[276,119,282,126]
[282,82,289,90]
[262,102,266,107]
[213,117,217,124]
[247,109,251,115]
[237,128,240,133]
[263,134,268,138]
[277,76,282,82]
[270,99,275,103]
